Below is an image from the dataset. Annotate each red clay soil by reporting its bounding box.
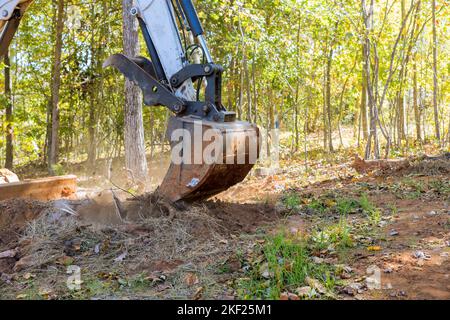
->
[354,197,450,300]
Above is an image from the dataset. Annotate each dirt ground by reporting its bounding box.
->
[0,155,448,300]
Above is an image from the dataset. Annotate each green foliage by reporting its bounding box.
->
[310,218,354,252]
[359,194,381,226]
[282,192,302,211]
[0,0,449,168]
[237,233,336,300]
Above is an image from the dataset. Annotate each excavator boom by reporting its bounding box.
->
[0,0,33,57]
[105,0,261,202]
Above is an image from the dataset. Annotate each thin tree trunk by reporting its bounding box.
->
[326,46,334,152]
[397,0,407,143]
[360,45,369,140]
[48,0,65,173]
[294,18,302,151]
[431,0,441,142]
[122,0,148,188]
[413,53,422,143]
[87,1,99,169]
[4,52,13,169]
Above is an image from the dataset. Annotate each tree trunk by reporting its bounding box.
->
[397,0,407,144]
[360,45,369,140]
[362,0,380,159]
[4,52,13,170]
[431,0,441,142]
[122,0,148,187]
[413,53,422,142]
[87,1,97,169]
[48,0,65,173]
[326,47,334,152]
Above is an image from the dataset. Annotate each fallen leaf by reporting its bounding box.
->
[193,287,204,300]
[57,256,75,266]
[280,293,289,300]
[114,252,127,263]
[296,286,312,297]
[39,288,54,300]
[23,273,36,280]
[324,199,336,208]
[306,277,326,295]
[16,294,27,300]
[0,249,17,259]
[184,272,199,286]
[13,255,34,272]
[367,246,382,252]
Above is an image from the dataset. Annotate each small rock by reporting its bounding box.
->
[343,266,353,273]
[384,267,393,274]
[378,221,388,228]
[0,249,17,259]
[398,290,407,297]
[341,283,362,296]
[296,286,312,297]
[389,230,399,237]
[280,293,289,300]
[341,287,355,296]
[312,257,324,264]
[113,252,128,263]
[413,251,430,260]
[427,211,437,217]
[260,263,273,279]
[280,292,299,300]
[0,273,13,284]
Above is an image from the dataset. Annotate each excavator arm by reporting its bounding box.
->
[0,0,260,203]
[105,0,260,202]
[0,0,33,58]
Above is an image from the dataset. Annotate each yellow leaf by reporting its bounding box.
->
[184,273,199,286]
[16,294,27,299]
[325,199,336,207]
[368,246,382,252]
[23,273,35,280]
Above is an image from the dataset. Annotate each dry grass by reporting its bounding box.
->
[3,197,245,299]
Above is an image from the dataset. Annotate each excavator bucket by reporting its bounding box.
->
[159,117,260,203]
